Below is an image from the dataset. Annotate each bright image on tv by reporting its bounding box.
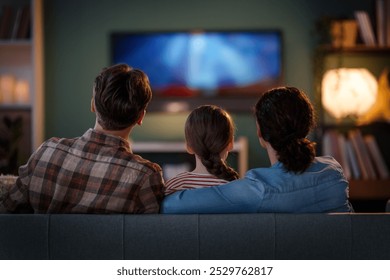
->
[112,31,282,97]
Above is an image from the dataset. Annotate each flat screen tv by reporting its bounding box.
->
[111,30,283,112]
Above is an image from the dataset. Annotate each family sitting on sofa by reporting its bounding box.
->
[0,63,353,214]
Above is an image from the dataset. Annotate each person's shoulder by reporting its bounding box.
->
[129,153,163,173]
[309,156,346,181]
[31,136,77,158]
[40,135,78,148]
[313,156,343,170]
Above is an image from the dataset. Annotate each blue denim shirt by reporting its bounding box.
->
[161,156,353,213]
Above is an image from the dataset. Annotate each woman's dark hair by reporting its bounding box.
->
[93,63,152,130]
[185,105,239,181]
[255,86,316,173]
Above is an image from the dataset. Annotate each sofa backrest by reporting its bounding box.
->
[0,213,389,260]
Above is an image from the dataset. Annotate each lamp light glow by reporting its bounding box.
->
[321,68,378,119]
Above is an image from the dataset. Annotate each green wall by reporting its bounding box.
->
[43,0,374,169]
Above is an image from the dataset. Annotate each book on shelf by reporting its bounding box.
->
[322,129,389,181]
[348,129,377,180]
[322,130,351,179]
[0,5,31,41]
[322,130,337,161]
[364,134,390,179]
[345,139,361,180]
[10,7,22,39]
[386,0,390,46]
[375,0,390,47]
[376,0,386,46]
[337,133,352,180]
[354,10,376,46]
[0,5,13,39]
[16,5,30,39]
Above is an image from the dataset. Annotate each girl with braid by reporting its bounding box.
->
[164,105,239,195]
[162,87,353,213]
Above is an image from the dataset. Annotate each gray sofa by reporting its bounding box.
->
[0,213,389,260]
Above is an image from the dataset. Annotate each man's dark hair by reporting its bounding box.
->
[255,86,316,173]
[93,63,152,130]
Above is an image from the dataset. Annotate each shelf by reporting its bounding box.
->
[0,40,31,46]
[349,179,390,200]
[318,45,390,54]
[0,103,31,110]
[0,0,43,175]
[315,31,390,206]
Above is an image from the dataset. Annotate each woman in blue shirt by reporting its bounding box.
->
[161,87,353,213]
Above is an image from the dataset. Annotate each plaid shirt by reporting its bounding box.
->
[2,129,164,214]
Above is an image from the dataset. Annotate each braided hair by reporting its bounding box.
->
[255,87,316,173]
[185,105,239,181]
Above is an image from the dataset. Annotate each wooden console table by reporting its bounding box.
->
[132,137,248,178]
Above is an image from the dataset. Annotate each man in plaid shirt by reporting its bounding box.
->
[1,64,164,213]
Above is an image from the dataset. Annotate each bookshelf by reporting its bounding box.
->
[314,45,390,210]
[0,0,43,174]
[315,1,390,208]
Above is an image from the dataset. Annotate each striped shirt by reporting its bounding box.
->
[1,129,164,214]
[164,172,228,195]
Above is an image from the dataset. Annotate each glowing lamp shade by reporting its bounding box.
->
[321,68,378,119]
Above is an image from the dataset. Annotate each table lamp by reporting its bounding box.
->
[321,68,378,119]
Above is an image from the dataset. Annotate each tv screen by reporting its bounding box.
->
[111,30,283,111]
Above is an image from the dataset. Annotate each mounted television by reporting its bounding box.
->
[111,30,283,112]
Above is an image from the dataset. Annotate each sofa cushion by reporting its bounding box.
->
[199,213,275,259]
[351,214,390,259]
[124,214,199,259]
[49,214,123,260]
[0,214,49,259]
[275,214,351,259]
